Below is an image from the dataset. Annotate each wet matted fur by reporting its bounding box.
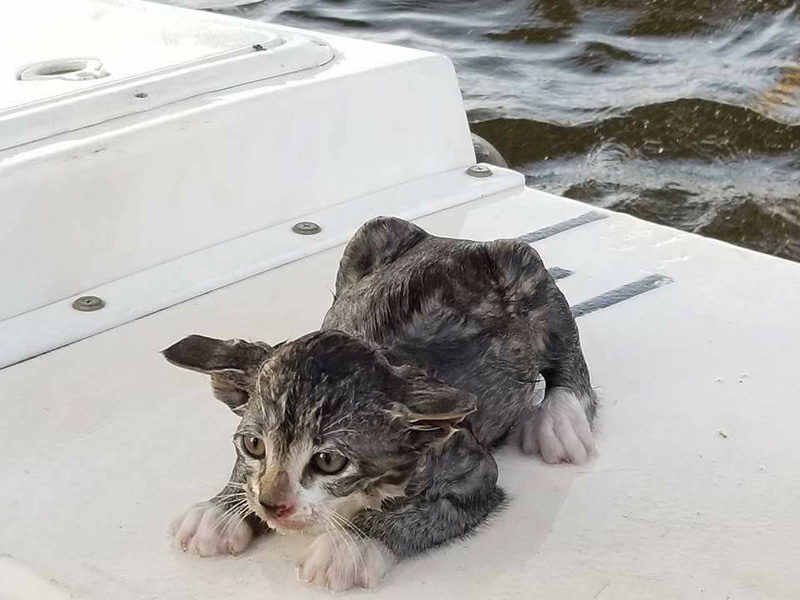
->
[165,217,597,590]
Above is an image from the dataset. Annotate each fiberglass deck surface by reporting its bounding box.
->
[1,189,799,599]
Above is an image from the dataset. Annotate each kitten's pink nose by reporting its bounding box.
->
[260,500,295,518]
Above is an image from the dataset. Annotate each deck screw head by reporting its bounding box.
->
[292,221,321,235]
[72,295,105,312]
[466,165,493,178]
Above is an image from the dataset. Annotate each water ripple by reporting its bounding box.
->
[217,0,800,261]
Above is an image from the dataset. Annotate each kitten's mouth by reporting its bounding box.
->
[270,518,308,531]
[252,506,314,532]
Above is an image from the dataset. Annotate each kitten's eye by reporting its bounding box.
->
[242,436,265,459]
[311,451,348,475]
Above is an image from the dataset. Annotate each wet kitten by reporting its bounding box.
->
[165,217,597,590]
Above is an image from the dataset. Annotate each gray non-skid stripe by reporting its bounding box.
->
[518,211,608,244]
[571,274,673,318]
[547,267,573,280]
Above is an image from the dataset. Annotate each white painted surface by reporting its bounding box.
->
[0,165,523,368]
[0,0,332,151]
[0,0,474,322]
[3,2,797,597]
[1,189,799,599]
[1,0,274,110]
[152,0,262,8]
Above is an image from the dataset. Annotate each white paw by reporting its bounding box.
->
[298,531,395,591]
[519,388,596,464]
[169,501,253,557]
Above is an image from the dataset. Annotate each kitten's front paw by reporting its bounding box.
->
[520,388,597,464]
[298,531,395,591]
[169,501,253,557]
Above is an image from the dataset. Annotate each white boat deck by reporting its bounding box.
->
[2,0,798,597]
[2,183,799,599]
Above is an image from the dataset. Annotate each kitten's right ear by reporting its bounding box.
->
[162,335,273,414]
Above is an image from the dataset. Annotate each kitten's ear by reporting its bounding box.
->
[391,379,477,441]
[162,335,273,414]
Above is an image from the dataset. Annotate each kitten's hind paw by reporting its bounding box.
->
[519,388,597,464]
[169,501,253,557]
[298,531,395,591]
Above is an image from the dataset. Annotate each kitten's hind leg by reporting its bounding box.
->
[517,275,597,463]
[519,351,598,464]
[486,239,598,464]
[519,387,597,464]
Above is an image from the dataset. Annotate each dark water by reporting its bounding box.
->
[224,1,800,262]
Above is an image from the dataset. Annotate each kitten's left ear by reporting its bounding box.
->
[391,379,477,440]
[162,335,273,414]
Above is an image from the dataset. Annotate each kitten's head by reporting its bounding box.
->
[163,331,475,533]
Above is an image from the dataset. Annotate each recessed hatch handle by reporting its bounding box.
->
[17,58,109,82]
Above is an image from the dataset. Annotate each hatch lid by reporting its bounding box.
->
[0,0,333,151]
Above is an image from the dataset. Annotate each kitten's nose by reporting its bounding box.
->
[260,500,295,518]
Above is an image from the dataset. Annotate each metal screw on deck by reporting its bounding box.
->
[292,221,321,235]
[466,165,493,178]
[72,295,105,312]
